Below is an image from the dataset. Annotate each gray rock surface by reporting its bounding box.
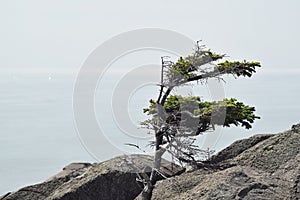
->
[140,123,300,200]
[1,155,184,200]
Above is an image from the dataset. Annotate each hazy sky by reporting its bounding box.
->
[1,0,300,73]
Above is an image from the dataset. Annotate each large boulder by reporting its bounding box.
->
[139,123,300,200]
[1,155,184,200]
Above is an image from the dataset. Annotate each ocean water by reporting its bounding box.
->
[0,70,299,195]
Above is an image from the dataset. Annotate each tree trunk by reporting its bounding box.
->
[141,182,154,200]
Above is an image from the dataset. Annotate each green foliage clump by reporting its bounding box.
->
[143,99,158,115]
[143,95,260,133]
[215,60,261,77]
[167,49,225,81]
[172,57,192,74]
[222,98,260,129]
[202,49,224,61]
[164,95,200,110]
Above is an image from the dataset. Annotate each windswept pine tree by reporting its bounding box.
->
[140,42,261,200]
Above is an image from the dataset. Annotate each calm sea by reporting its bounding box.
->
[1,71,299,195]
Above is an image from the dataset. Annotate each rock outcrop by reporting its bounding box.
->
[1,155,184,200]
[2,123,300,200]
[138,123,300,199]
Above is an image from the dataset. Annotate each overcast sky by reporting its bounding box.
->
[0,0,299,74]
